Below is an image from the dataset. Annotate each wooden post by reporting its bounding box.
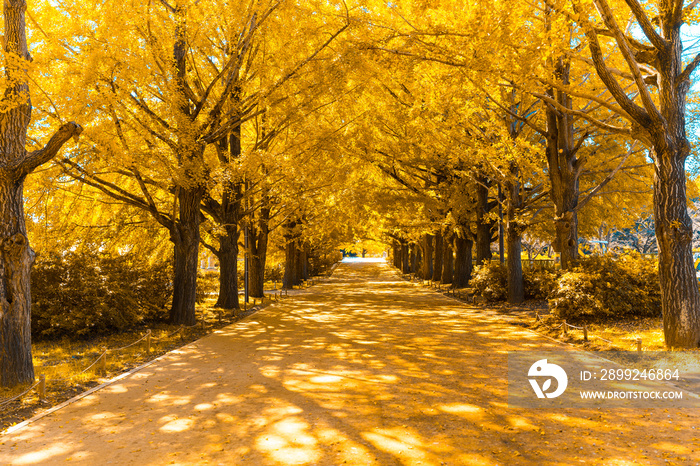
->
[583,326,588,342]
[562,321,568,334]
[146,329,152,353]
[253,299,257,307]
[99,347,107,374]
[637,338,642,352]
[38,374,46,402]
[535,311,540,321]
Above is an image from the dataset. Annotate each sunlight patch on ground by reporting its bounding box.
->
[12,443,73,465]
[159,416,194,433]
[438,403,483,419]
[256,417,321,465]
[146,392,192,405]
[456,453,501,465]
[104,384,128,394]
[362,427,433,465]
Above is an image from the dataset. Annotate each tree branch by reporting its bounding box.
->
[593,0,663,123]
[622,0,666,49]
[678,52,700,85]
[20,122,83,176]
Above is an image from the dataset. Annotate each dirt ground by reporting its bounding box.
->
[1,261,699,465]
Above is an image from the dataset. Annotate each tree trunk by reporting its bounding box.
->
[412,242,419,274]
[421,233,433,279]
[544,54,581,271]
[505,169,525,304]
[248,205,270,298]
[454,235,473,288]
[169,187,203,325]
[475,177,493,264]
[413,242,423,276]
[441,233,454,285]
[300,243,310,280]
[653,147,700,347]
[506,227,524,304]
[214,228,239,309]
[392,239,401,268]
[432,231,443,281]
[0,183,34,387]
[400,242,410,273]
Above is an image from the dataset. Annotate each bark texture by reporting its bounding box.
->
[214,226,239,309]
[453,235,473,288]
[169,185,204,325]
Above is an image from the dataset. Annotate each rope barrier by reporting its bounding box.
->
[110,333,150,352]
[564,322,585,330]
[80,349,108,374]
[593,335,615,345]
[152,325,185,341]
[0,382,40,409]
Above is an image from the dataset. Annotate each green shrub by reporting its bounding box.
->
[549,253,660,321]
[31,251,172,339]
[524,268,559,300]
[470,262,508,301]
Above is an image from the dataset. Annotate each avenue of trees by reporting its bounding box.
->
[2,0,700,387]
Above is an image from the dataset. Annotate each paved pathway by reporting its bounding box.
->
[1,261,699,465]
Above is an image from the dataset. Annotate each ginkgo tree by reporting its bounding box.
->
[0,0,83,387]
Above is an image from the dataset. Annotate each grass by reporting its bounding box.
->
[0,292,281,432]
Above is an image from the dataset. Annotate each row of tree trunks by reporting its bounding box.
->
[390,232,470,289]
